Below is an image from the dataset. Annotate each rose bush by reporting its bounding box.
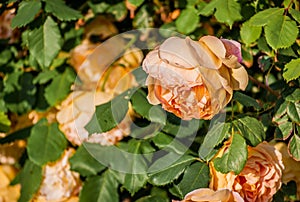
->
[142,36,248,120]
[210,141,284,202]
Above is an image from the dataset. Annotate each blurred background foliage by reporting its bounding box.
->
[0,0,299,201]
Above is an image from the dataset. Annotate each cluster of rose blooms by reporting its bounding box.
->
[0,9,299,202]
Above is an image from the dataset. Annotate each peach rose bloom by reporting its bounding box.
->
[142,36,248,120]
[274,142,300,200]
[56,90,131,146]
[210,141,284,202]
[173,188,244,202]
[33,149,81,202]
[0,165,20,202]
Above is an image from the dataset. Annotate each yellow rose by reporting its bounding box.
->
[142,36,248,120]
[210,141,284,202]
[56,90,131,146]
[274,142,300,200]
[0,165,21,202]
[33,149,81,202]
[173,188,244,202]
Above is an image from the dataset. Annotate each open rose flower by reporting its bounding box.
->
[274,142,300,200]
[173,188,244,202]
[56,90,131,146]
[33,149,81,202]
[142,36,248,120]
[210,141,284,202]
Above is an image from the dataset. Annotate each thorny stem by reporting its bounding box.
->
[284,0,294,15]
[248,75,280,97]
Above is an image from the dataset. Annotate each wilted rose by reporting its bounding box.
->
[56,90,131,146]
[0,165,20,202]
[173,188,244,202]
[0,8,20,43]
[210,141,284,202]
[33,149,81,202]
[142,36,248,120]
[274,142,300,200]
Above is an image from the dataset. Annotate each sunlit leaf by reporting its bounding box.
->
[175,8,199,34]
[289,8,300,23]
[240,20,262,46]
[0,111,10,132]
[249,8,284,26]
[288,134,300,161]
[283,59,300,82]
[200,0,242,28]
[287,102,300,123]
[265,15,298,49]
[213,133,247,174]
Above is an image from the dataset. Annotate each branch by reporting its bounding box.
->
[248,75,280,97]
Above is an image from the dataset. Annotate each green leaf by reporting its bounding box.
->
[163,116,203,138]
[240,20,262,46]
[131,67,147,86]
[27,119,68,166]
[175,162,210,197]
[69,145,106,177]
[213,133,247,174]
[152,132,189,155]
[130,89,166,125]
[283,59,300,82]
[289,9,300,23]
[275,119,293,140]
[200,0,242,28]
[123,140,148,195]
[288,134,300,161]
[233,92,261,110]
[33,70,59,84]
[128,0,144,7]
[148,155,195,186]
[175,8,199,34]
[233,116,265,146]
[265,15,298,49]
[0,111,10,133]
[133,4,154,28]
[285,89,300,102]
[199,122,231,161]
[85,90,130,133]
[18,160,43,202]
[28,16,62,69]
[4,72,36,114]
[249,8,284,26]
[44,67,75,106]
[287,102,300,123]
[107,2,128,21]
[11,0,41,28]
[136,187,169,202]
[44,0,82,21]
[79,170,119,202]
